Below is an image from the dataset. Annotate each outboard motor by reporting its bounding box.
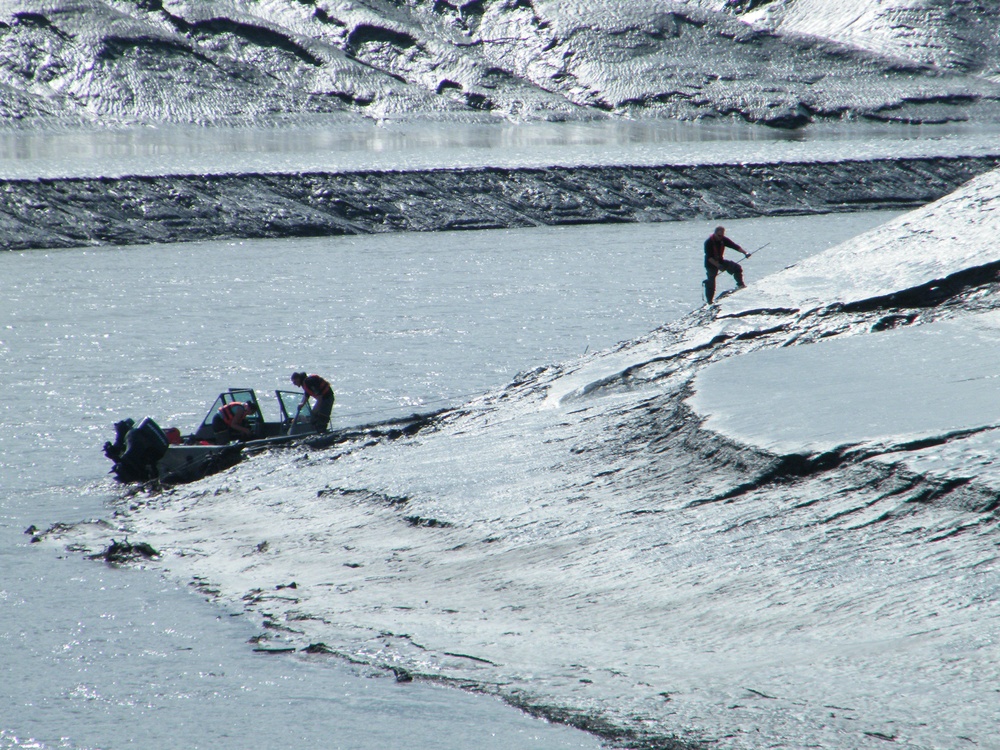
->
[110,417,170,483]
[103,418,136,463]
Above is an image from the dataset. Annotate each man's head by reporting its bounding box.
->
[714,226,726,237]
[291,372,305,387]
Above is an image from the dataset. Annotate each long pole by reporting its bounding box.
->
[739,242,771,263]
[288,403,304,435]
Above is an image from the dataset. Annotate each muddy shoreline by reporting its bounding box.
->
[1,156,997,252]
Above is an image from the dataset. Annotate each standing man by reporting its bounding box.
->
[212,400,258,444]
[703,225,750,304]
[291,371,335,433]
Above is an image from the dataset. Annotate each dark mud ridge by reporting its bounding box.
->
[2,155,998,251]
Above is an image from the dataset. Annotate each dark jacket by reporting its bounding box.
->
[704,234,743,264]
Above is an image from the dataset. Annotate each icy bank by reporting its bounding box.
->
[721,161,1000,313]
[687,164,1000,499]
[2,155,998,251]
[692,156,1000,462]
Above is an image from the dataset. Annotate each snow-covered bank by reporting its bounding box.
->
[48,168,1000,749]
[735,0,1000,77]
[2,155,997,251]
[2,0,999,129]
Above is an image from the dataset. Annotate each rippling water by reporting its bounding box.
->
[0,211,895,749]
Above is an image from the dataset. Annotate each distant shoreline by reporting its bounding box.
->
[2,155,997,252]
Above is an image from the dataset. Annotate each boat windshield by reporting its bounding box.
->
[193,388,262,439]
[277,389,312,435]
[276,390,310,420]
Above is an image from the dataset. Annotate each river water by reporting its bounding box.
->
[0,207,897,749]
[3,119,1000,179]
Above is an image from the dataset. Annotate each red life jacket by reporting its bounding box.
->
[219,402,249,426]
[303,375,332,399]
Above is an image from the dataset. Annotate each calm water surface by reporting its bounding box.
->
[2,119,999,178]
[0,212,895,749]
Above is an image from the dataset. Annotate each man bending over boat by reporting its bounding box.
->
[291,371,335,432]
[212,400,258,444]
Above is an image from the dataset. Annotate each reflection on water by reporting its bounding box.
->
[2,118,999,179]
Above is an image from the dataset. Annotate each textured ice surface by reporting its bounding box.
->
[50,169,1000,748]
[689,313,1000,453]
[1,0,999,128]
[720,164,1000,311]
[739,0,1000,77]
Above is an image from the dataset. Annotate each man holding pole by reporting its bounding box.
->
[703,225,750,304]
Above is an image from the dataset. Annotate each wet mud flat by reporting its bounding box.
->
[33,168,1000,749]
[2,155,998,251]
